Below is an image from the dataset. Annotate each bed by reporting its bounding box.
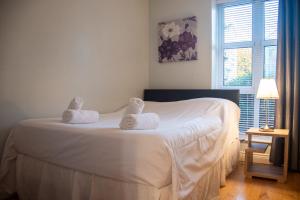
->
[0,89,240,200]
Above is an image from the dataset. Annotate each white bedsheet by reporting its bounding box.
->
[0,98,239,200]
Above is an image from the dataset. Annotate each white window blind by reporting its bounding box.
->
[265,0,279,40]
[216,0,279,134]
[224,4,252,43]
[239,94,255,132]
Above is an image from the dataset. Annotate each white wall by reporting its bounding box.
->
[0,0,149,158]
[149,0,215,89]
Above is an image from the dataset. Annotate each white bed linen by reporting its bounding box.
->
[0,98,240,199]
[14,138,240,200]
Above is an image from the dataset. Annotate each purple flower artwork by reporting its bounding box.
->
[158,16,197,63]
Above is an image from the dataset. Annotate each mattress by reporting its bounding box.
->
[0,98,240,199]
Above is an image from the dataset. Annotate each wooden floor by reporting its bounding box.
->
[220,164,300,200]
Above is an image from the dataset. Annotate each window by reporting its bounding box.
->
[216,0,279,134]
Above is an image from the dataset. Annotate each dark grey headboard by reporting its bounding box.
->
[144,89,240,106]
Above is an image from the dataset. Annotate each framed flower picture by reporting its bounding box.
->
[158,16,197,63]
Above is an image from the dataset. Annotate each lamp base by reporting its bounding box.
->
[259,124,274,132]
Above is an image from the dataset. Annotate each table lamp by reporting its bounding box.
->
[256,79,279,132]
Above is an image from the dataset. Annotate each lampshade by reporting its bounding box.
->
[256,79,279,99]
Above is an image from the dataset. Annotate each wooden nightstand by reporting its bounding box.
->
[244,128,289,183]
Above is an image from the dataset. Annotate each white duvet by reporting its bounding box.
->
[0,98,239,200]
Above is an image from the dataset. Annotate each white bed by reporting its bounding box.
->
[0,98,240,200]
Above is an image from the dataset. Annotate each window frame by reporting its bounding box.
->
[215,0,278,133]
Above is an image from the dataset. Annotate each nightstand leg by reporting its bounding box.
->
[248,134,252,148]
[244,149,253,179]
[245,134,253,180]
[249,151,253,164]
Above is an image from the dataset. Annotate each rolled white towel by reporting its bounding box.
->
[124,97,144,115]
[119,113,160,130]
[68,97,84,110]
[62,109,99,124]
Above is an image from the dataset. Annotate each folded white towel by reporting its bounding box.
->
[124,97,144,115]
[68,97,84,110]
[62,109,99,124]
[119,113,160,130]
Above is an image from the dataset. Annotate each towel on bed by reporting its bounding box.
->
[62,109,99,124]
[119,113,160,130]
[68,97,84,110]
[124,97,144,115]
